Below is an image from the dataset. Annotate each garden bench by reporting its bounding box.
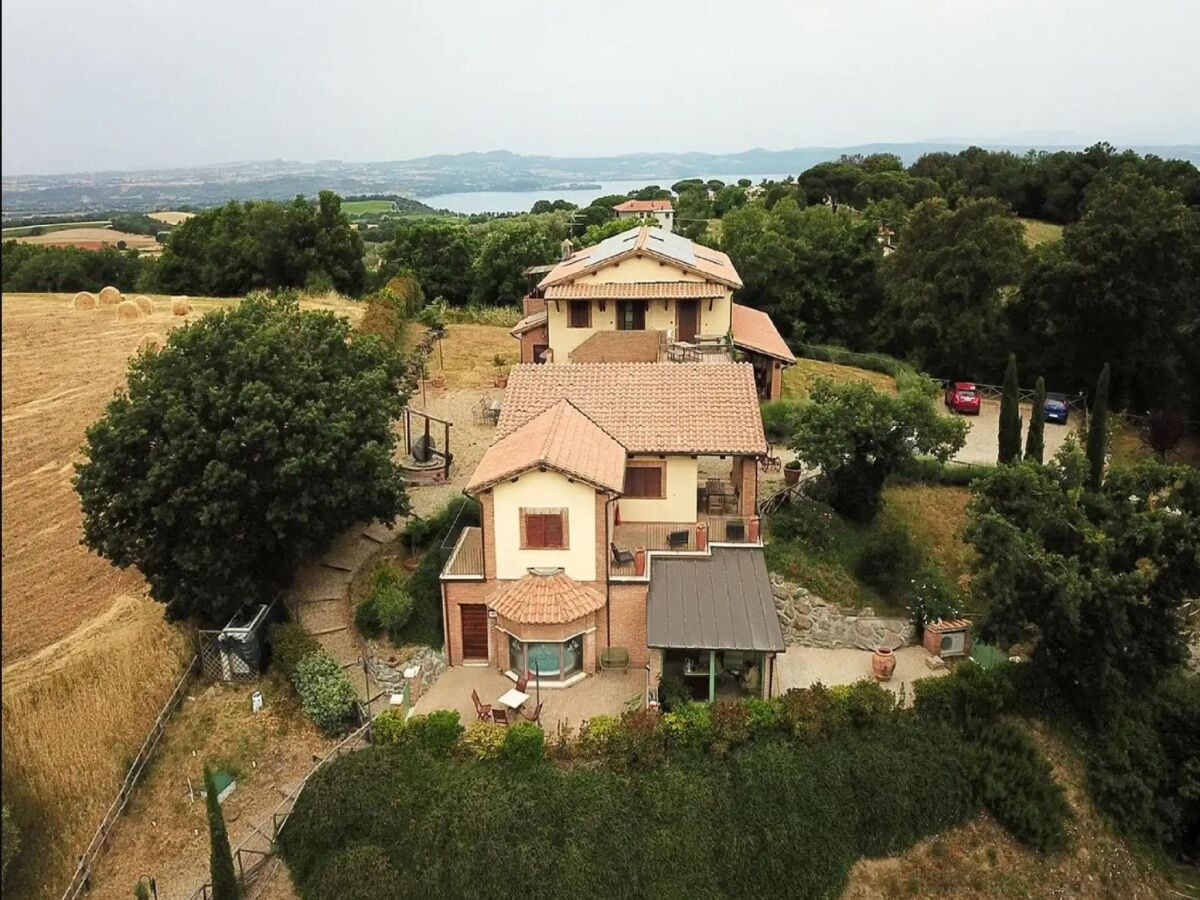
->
[600,647,630,673]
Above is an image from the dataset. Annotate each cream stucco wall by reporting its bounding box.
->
[545,254,734,360]
[492,470,598,580]
[616,455,698,523]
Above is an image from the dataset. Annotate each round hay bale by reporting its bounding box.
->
[72,291,97,310]
[133,294,155,315]
[97,285,122,306]
[116,299,144,321]
[171,298,192,316]
[137,332,164,352]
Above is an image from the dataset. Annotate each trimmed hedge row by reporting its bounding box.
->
[268,622,358,736]
[282,701,977,900]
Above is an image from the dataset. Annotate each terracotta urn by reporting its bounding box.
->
[402,556,420,572]
[872,647,896,682]
[493,373,508,388]
[784,465,801,485]
[431,372,446,389]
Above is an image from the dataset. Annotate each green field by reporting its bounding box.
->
[1018,217,1064,247]
[342,200,396,216]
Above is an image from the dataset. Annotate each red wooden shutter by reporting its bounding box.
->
[543,514,564,548]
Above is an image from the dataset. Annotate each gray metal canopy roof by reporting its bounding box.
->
[646,548,786,653]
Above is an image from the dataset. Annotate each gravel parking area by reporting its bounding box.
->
[938,397,1079,466]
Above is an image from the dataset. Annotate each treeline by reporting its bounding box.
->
[721,159,1200,414]
[1,191,368,297]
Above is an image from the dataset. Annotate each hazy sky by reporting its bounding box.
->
[3,0,1197,175]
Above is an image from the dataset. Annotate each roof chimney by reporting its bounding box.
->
[560,238,573,260]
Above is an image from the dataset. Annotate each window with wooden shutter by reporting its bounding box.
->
[521,508,568,549]
[623,462,665,498]
[617,300,646,331]
[567,301,591,328]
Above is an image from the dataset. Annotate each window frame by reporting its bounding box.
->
[616,299,647,331]
[566,300,591,329]
[520,507,569,549]
[623,461,666,499]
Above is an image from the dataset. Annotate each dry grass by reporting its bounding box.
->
[1111,420,1200,469]
[781,357,897,401]
[842,723,1180,899]
[72,290,96,310]
[16,227,161,251]
[148,210,195,226]
[97,285,122,306]
[0,291,365,899]
[409,322,515,389]
[115,298,143,320]
[1,595,194,899]
[87,676,336,900]
[882,483,975,591]
[1018,217,1065,247]
[133,294,155,315]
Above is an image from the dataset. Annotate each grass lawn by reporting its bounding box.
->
[1110,420,1200,469]
[1018,217,1064,247]
[342,199,396,216]
[780,357,896,401]
[882,484,974,592]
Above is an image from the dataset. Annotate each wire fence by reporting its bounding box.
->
[61,654,200,900]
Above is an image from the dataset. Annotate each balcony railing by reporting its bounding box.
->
[443,527,484,578]
[609,515,760,577]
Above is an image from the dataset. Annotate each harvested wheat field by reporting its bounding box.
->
[0,291,364,899]
[16,227,161,252]
[148,210,195,226]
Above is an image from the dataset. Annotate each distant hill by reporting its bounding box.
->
[4,142,1197,217]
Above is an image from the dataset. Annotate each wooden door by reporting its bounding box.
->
[460,604,489,660]
[677,300,699,343]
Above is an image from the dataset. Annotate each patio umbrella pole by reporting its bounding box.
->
[534,661,540,710]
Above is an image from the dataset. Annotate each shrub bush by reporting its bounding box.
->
[662,702,714,758]
[501,722,545,768]
[354,563,414,641]
[834,680,898,728]
[463,721,507,760]
[904,565,963,630]
[608,709,666,770]
[854,523,919,594]
[710,700,752,751]
[766,495,837,553]
[310,843,400,900]
[974,720,1069,852]
[745,697,780,736]
[293,650,359,736]
[778,685,846,741]
[760,400,802,443]
[914,663,1014,734]
[371,709,405,745]
[575,714,619,757]
[657,675,690,712]
[268,622,320,682]
[893,456,993,485]
[403,710,463,757]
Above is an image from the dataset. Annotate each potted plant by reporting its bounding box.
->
[492,353,510,388]
[784,459,802,485]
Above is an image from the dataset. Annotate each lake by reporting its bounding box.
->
[420,175,784,214]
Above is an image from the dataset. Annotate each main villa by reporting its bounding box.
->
[441,226,794,702]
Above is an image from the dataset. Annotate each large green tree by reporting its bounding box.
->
[789,378,967,519]
[382,220,478,304]
[1025,376,1047,463]
[1011,174,1200,411]
[967,457,1200,720]
[1087,363,1111,490]
[997,354,1022,464]
[720,198,884,346]
[74,297,409,624]
[471,217,560,306]
[204,767,239,900]
[875,198,1027,379]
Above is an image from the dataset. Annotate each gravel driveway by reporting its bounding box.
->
[937,397,1080,466]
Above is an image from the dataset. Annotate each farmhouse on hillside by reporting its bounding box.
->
[510,225,796,399]
[440,362,784,700]
[612,197,674,229]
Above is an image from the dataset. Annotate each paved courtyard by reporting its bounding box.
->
[773,645,946,703]
[413,665,651,734]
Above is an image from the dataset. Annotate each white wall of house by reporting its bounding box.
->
[492,470,598,580]
[616,210,673,229]
[617,455,698,523]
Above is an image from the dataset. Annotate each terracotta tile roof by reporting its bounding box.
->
[538,226,741,290]
[731,303,796,364]
[613,199,673,213]
[545,282,726,300]
[466,399,626,494]
[509,310,547,336]
[497,362,767,456]
[489,570,607,624]
[568,330,664,363]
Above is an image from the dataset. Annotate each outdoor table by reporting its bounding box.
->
[497,688,530,710]
[484,401,501,424]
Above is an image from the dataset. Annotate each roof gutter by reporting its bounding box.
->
[605,492,618,648]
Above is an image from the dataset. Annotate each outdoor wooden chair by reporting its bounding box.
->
[610,542,635,567]
[491,707,511,726]
[471,689,492,722]
[520,701,543,725]
[515,673,529,694]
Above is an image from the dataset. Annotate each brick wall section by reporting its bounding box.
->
[443,580,494,666]
[479,491,496,579]
[523,296,547,316]
[769,362,784,400]
[518,324,548,364]
[732,456,758,516]
[601,583,652,668]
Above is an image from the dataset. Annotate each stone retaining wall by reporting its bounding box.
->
[770,573,915,650]
[367,645,447,700]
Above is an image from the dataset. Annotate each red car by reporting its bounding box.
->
[944,381,981,415]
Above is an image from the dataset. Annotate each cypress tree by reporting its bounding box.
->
[204,766,240,900]
[1025,376,1046,463]
[998,353,1022,464]
[1087,363,1110,490]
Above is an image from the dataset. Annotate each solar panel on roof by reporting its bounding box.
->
[644,228,696,266]
[586,228,640,268]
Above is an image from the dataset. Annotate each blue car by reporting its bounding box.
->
[1044,393,1069,424]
